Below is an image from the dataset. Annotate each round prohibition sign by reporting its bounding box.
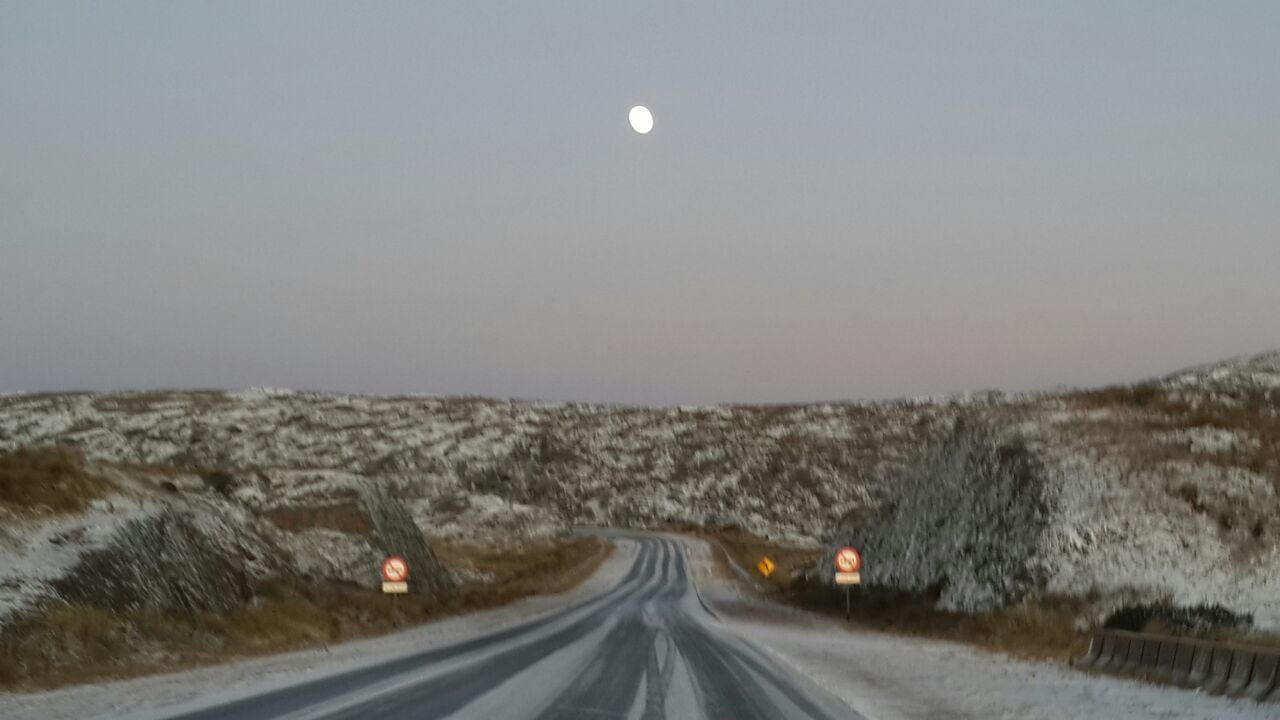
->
[381,555,409,583]
[834,547,861,574]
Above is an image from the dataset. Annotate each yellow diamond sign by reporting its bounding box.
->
[757,556,776,578]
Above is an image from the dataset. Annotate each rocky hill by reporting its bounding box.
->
[1,350,1277,634]
[0,387,968,630]
[0,389,972,542]
[831,351,1280,630]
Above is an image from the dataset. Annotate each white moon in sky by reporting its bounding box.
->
[628,105,653,134]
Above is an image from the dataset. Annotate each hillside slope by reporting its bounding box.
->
[2,350,1277,634]
[831,351,1280,629]
[0,390,967,543]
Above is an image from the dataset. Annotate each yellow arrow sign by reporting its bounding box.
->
[757,556,776,578]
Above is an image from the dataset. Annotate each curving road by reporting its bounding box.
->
[165,535,863,720]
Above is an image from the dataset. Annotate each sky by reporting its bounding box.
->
[3,2,1279,404]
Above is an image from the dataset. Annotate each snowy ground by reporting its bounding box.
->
[0,541,639,720]
[0,496,156,627]
[0,386,958,543]
[3,350,1277,630]
[4,534,1271,720]
[683,538,1277,720]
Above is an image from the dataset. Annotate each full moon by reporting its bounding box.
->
[628,105,653,134]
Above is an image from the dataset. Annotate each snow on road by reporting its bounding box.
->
[3,535,1275,720]
[682,538,1277,720]
[0,541,638,720]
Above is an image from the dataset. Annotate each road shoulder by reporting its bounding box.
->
[679,536,1274,720]
[0,538,638,720]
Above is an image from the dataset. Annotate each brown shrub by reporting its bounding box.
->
[0,447,110,513]
[1175,483,1206,512]
[1073,383,1163,410]
[1066,385,1280,524]
[699,528,820,593]
[1217,511,1236,532]
[436,536,612,599]
[265,502,372,534]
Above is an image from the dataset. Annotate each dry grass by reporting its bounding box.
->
[1064,384,1280,551]
[0,536,612,690]
[705,530,1088,662]
[436,537,614,598]
[1069,384,1280,478]
[0,448,111,513]
[265,502,372,534]
[789,578,1088,662]
[698,527,821,593]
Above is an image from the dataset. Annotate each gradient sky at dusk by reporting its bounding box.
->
[3,2,1278,403]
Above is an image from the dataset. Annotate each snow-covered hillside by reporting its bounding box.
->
[1,350,1277,632]
[831,351,1280,630]
[0,391,967,542]
[0,388,965,629]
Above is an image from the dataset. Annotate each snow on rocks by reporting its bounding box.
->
[2,349,1277,630]
[0,461,457,627]
[0,496,154,628]
[0,390,958,542]
[274,527,380,588]
[1157,428,1260,455]
[51,507,269,614]
[832,418,1055,612]
[828,350,1280,629]
[423,493,560,541]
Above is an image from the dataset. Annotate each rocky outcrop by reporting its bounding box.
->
[3,471,453,625]
[0,391,960,543]
[828,394,1280,630]
[3,349,1278,628]
[361,482,454,596]
[831,417,1055,612]
[51,508,273,614]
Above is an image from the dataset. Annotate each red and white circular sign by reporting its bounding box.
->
[381,555,409,583]
[834,547,861,573]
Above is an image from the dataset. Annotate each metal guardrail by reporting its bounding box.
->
[1075,629,1280,703]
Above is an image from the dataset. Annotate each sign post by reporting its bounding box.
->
[381,555,409,593]
[756,556,776,578]
[833,547,862,621]
[381,555,409,626]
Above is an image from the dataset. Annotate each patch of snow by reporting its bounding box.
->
[0,496,156,628]
[1157,427,1260,454]
[275,528,380,588]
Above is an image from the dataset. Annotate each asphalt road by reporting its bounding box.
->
[165,536,864,720]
